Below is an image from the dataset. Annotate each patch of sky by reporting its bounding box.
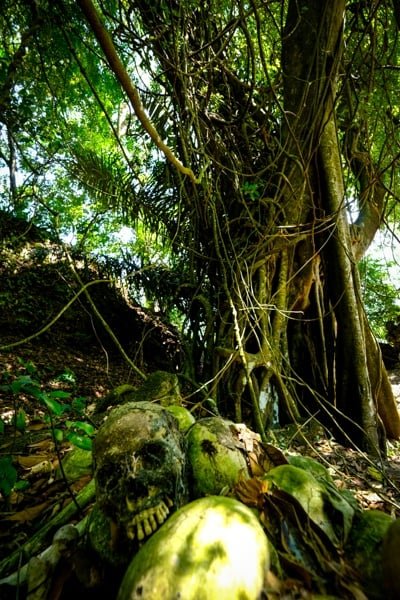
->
[368,227,400,289]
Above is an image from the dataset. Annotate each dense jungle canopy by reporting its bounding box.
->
[2,0,400,455]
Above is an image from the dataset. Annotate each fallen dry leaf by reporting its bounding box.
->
[17,455,51,469]
[4,501,51,522]
[28,439,54,452]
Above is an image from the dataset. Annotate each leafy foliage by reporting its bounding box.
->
[1,0,400,447]
[359,256,399,339]
[0,456,17,498]
[0,359,95,452]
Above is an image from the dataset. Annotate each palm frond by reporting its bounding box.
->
[70,147,139,218]
[69,147,187,242]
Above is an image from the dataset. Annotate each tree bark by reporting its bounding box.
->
[282,0,399,453]
[319,115,382,453]
[77,0,199,184]
[102,0,400,451]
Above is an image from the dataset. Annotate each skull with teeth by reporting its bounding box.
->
[93,401,188,544]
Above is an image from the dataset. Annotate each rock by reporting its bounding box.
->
[95,371,182,413]
[88,503,129,568]
[164,405,195,432]
[287,455,334,484]
[262,464,355,545]
[93,401,187,544]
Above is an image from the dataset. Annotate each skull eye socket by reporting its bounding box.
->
[141,442,167,468]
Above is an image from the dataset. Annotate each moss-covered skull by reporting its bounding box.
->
[186,416,252,497]
[117,496,270,600]
[93,401,187,543]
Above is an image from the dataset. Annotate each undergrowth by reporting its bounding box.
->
[0,358,95,500]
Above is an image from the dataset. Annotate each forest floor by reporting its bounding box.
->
[1,335,400,552]
[2,216,399,597]
[0,334,400,592]
[0,337,142,565]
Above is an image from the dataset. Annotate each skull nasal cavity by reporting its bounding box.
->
[127,478,148,499]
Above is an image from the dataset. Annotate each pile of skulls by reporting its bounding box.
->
[92,400,258,552]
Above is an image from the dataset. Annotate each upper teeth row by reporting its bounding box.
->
[126,499,171,541]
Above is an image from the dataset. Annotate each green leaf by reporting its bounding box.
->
[71,397,86,414]
[47,390,71,399]
[66,420,96,436]
[15,409,27,432]
[0,456,17,497]
[66,432,93,451]
[11,375,40,395]
[29,387,45,401]
[14,479,30,491]
[42,395,64,416]
[54,428,64,442]
[56,369,76,385]
[0,419,5,434]
[17,358,37,375]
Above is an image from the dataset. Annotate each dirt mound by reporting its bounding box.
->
[0,212,183,373]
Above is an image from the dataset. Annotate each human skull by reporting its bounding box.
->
[93,401,187,543]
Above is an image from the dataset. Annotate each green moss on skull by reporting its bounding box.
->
[186,417,250,497]
[117,496,269,600]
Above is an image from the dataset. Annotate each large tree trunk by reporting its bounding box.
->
[80,0,400,454]
[282,0,400,453]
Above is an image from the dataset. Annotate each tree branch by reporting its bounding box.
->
[0,20,42,117]
[392,0,400,30]
[76,0,199,185]
[346,127,386,261]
